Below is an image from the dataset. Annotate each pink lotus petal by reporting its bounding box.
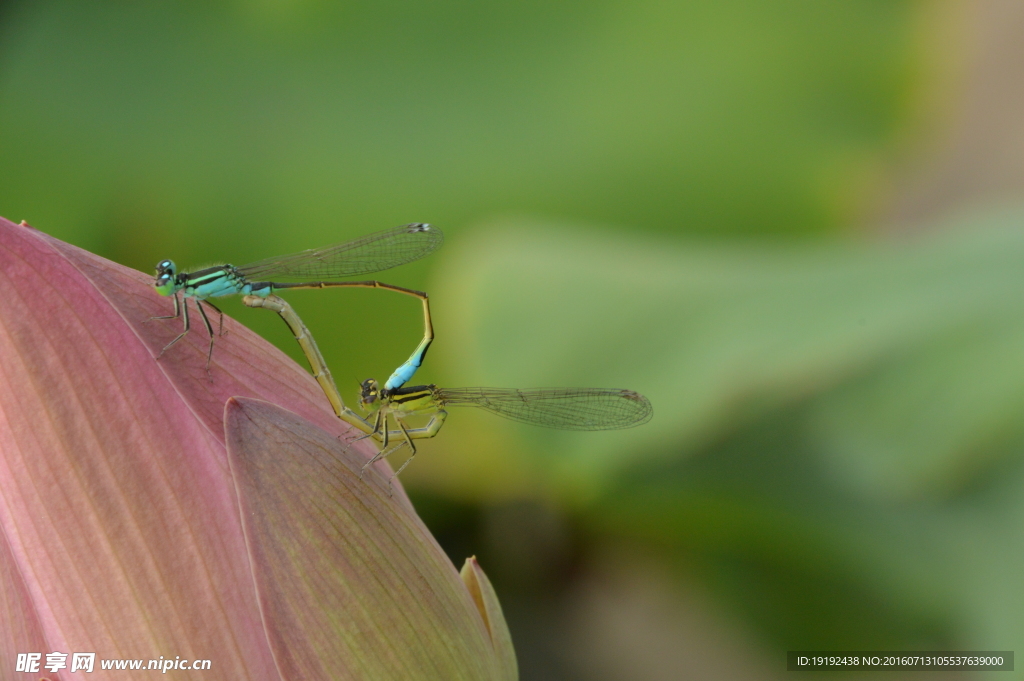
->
[226,396,514,680]
[0,531,48,673]
[3,216,514,678]
[0,217,516,679]
[0,218,279,677]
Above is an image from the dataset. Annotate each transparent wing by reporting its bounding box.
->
[435,387,652,430]
[238,223,442,280]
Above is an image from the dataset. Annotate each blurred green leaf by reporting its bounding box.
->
[429,208,1024,652]
[430,210,1024,498]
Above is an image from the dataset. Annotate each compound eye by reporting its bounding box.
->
[358,378,380,405]
[154,271,178,296]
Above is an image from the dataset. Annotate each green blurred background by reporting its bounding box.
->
[3,1,1023,678]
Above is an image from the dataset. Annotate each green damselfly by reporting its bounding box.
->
[152,222,440,382]
[356,379,652,481]
[246,295,652,489]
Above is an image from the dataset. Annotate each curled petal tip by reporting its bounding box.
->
[461,557,518,681]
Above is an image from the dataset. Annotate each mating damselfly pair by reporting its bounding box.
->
[152,222,651,485]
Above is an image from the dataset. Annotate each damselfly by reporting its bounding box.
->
[152,222,440,383]
[246,295,652,489]
[356,379,652,481]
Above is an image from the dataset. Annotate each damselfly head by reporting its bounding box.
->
[358,378,380,411]
[153,260,178,296]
